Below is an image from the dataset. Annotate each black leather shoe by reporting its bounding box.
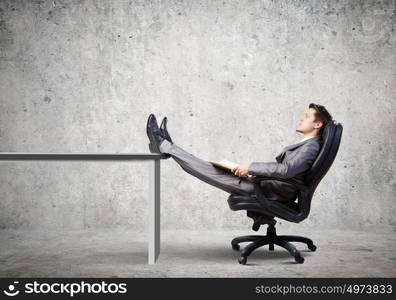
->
[146,113,166,154]
[159,116,173,144]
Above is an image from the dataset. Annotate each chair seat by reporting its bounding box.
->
[227,194,300,215]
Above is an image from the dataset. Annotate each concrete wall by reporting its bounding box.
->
[0,0,395,232]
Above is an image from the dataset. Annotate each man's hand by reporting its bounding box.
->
[231,163,251,178]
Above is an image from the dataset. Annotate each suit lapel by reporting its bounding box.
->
[275,136,320,162]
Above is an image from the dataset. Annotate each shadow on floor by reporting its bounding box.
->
[160,243,313,265]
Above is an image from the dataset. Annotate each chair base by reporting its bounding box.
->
[231,224,317,264]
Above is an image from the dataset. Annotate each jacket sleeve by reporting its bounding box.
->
[247,142,321,179]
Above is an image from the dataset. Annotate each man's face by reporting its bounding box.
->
[296,108,322,135]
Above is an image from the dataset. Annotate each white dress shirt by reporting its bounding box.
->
[300,135,316,142]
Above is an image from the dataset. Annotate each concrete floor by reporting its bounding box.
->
[0,227,395,277]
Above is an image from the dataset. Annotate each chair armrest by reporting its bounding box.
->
[249,175,307,191]
[250,176,308,222]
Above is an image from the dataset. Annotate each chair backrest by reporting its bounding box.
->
[305,119,343,190]
[288,120,343,221]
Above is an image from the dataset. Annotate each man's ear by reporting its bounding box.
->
[313,120,323,129]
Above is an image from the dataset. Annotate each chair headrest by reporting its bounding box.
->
[304,120,343,187]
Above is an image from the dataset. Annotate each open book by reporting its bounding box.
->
[209,159,239,172]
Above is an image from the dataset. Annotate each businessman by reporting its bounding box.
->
[146,103,333,204]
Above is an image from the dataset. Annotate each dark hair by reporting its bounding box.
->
[309,103,333,137]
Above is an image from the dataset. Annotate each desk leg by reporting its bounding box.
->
[148,159,160,264]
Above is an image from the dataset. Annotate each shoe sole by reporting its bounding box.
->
[148,143,155,153]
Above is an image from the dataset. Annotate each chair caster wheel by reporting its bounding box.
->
[238,256,247,265]
[295,254,304,264]
[232,244,240,251]
[308,244,317,251]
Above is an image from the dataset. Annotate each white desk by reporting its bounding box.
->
[0,152,168,264]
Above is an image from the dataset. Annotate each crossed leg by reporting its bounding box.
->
[159,139,255,196]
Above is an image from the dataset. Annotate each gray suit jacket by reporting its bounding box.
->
[248,136,323,203]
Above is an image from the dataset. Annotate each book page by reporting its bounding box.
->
[209,159,239,172]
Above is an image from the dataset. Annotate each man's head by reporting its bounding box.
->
[296,103,333,137]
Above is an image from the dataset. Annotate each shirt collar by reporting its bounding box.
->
[301,135,316,142]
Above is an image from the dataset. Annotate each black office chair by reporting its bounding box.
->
[227,120,343,264]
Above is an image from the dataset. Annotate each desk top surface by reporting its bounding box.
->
[0,153,169,160]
